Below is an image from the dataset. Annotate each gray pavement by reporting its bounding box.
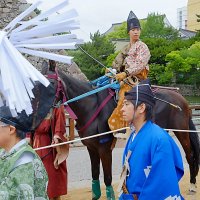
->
[67,144,124,189]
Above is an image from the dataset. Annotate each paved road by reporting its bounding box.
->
[67,144,123,189]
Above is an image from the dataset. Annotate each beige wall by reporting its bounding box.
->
[187,0,200,31]
[111,40,129,51]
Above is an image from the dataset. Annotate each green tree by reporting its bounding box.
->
[143,37,194,65]
[106,22,128,40]
[140,13,179,40]
[106,13,179,40]
[106,51,119,66]
[164,42,200,85]
[68,31,115,80]
[106,20,146,40]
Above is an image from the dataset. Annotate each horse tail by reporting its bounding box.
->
[189,118,200,176]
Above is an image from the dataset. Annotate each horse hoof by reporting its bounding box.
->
[188,183,197,194]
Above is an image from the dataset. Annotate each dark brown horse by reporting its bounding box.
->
[47,68,199,199]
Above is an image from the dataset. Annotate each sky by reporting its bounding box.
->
[27,0,188,41]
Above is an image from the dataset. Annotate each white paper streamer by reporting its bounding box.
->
[0,0,81,116]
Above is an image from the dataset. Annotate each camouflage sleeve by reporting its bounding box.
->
[112,52,125,72]
[0,162,35,200]
[0,161,48,200]
[112,44,129,72]
[125,41,151,75]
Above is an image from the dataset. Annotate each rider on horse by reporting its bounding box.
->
[108,11,151,131]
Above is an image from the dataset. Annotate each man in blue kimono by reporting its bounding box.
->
[118,79,184,200]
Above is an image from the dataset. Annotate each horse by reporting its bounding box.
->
[47,68,199,199]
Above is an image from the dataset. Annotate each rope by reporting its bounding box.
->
[63,81,118,105]
[123,79,182,111]
[76,44,116,75]
[34,127,200,151]
[154,97,182,111]
[34,127,128,151]
[77,44,181,110]
[76,45,107,68]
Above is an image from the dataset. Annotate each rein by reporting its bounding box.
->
[48,69,116,133]
[78,88,115,133]
[47,68,77,120]
[63,81,118,105]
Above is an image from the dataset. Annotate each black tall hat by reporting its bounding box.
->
[0,82,55,132]
[127,11,141,33]
[125,79,155,107]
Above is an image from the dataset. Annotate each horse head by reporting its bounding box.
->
[41,60,65,105]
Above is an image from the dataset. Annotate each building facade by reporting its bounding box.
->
[177,6,187,29]
[187,0,200,31]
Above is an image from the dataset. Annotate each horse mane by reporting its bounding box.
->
[58,70,93,93]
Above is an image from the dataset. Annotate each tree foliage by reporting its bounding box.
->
[106,13,179,40]
[140,13,179,40]
[104,12,200,85]
[143,37,195,65]
[67,12,200,85]
[67,31,115,80]
[106,22,128,40]
[162,42,200,85]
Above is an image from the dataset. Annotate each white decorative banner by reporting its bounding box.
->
[0,0,83,116]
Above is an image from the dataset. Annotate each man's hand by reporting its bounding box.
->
[52,136,61,169]
[105,67,117,75]
[115,72,127,82]
[105,68,111,74]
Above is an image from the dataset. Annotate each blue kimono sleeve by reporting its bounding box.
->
[119,193,134,200]
[138,138,184,200]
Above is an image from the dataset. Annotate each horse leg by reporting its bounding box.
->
[87,147,101,200]
[99,141,115,200]
[174,131,197,192]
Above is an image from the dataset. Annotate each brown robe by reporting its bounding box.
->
[33,105,69,198]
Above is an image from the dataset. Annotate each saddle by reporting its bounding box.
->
[108,76,138,132]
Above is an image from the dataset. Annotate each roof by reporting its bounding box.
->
[178,28,197,39]
[103,22,124,35]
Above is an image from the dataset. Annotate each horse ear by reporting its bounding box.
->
[41,60,49,75]
[49,60,56,72]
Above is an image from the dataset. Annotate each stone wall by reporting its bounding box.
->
[168,84,200,96]
[0,0,31,30]
[0,0,87,81]
[160,84,200,99]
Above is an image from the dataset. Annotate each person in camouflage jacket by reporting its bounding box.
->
[108,11,151,131]
[0,106,48,200]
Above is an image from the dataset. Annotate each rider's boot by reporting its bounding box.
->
[106,185,115,200]
[92,179,101,200]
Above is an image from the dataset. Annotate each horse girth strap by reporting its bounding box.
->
[79,88,115,133]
